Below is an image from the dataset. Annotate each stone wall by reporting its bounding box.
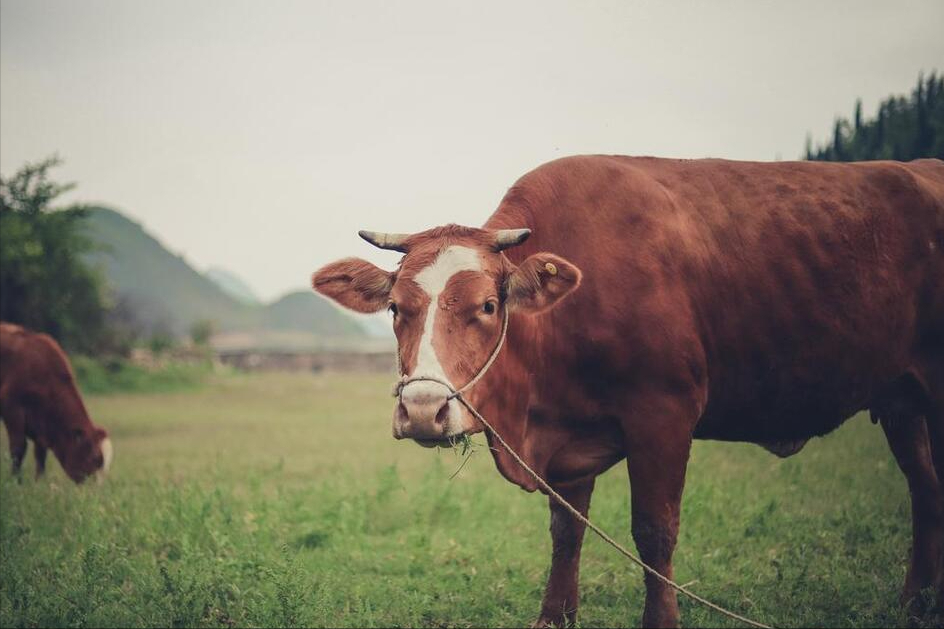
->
[216,350,396,374]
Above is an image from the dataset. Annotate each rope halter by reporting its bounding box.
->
[385,304,773,628]
[392,307,509,402]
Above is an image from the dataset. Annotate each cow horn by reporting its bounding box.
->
[358,230,411,253]
[493,228,531,251]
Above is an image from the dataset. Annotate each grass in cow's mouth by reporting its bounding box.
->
[449,433,474,455]
[448,434,478,479]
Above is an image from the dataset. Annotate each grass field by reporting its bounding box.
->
[0,371,937,628]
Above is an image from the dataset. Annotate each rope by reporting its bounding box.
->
[448,307,509,398]
[392,306,774,628]
[453,392,774,629]
[393,309,509,399]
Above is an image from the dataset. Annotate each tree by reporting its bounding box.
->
[805,71,944,162]
[0,156,109,353]
[832,119,846,160]
[189,319,216,347]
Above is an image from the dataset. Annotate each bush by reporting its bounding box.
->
[189,319,215,347]
[147,333,175,356]
[71,355,212,395]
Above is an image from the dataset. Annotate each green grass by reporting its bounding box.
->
[0,372,936,627]
[70,355,214,396]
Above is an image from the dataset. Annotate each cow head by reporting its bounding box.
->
[312,225,581,446]
[60,426,113,483]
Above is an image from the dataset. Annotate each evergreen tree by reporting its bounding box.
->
[832,119,845,160]
[806,72,944,161]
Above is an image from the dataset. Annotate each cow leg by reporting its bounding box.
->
[624,399,694,629]
[920,362,944,495]
[33,443,48,479]
[2,410,28,479]
[929,409,944,498]
[928,409,944,607]
[533,478,595,628]
[918,361,944,603]
[881,414,944,607]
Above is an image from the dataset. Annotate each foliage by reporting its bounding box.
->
[190,319,216,347]
[70,355,212,396]
[1,372,936,628]
[102,293,150,357]
[806,71,944,161]
[0,156,111,354]
[147,331,176,356]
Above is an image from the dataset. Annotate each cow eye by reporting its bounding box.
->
[482,301,497,315]
[388,303,399,318]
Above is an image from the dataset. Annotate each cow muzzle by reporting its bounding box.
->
[94,437,113,483]
[393,380,464,446]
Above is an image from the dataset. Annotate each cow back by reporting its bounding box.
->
[486,156,944,442]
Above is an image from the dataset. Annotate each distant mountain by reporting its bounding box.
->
[82,207,368,348]
[205,267,260,305]
[263,290,362,337]
[83,207,249,336]
[351,311,395,339]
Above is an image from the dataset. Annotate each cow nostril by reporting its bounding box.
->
[397,401,409,421]
[434,400,450,425]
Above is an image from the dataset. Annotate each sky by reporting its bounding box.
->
[2,0,943,301]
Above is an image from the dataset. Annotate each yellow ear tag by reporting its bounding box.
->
[544,262,558,276]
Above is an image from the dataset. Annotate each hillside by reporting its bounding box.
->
[205,266,260,305]
[81,207,367,346]
[263,290,361,336]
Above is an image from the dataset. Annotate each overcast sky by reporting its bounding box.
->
[2,1,942,301]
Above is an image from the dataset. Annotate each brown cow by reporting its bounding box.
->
[0,322,112,483]
[312,156,944,627]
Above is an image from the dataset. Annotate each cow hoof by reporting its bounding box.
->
[531,614,572,628]
[900,564,943,610]
[641,609,681,629]
[900,588,944,629]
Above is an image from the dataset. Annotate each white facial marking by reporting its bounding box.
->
[100,437,113,473]
[397,245,482,438]
[411,245,482,383]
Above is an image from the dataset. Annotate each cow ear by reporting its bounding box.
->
[505,253,581,314]
[312,257,394,313]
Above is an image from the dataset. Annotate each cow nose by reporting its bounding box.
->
[394,381,452,439]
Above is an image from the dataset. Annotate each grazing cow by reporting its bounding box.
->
[312,156,944,627]
[0,322,113,483]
